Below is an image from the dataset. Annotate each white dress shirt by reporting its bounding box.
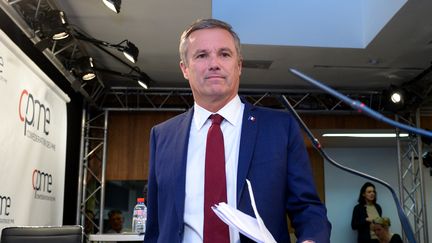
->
[182,95,244,243]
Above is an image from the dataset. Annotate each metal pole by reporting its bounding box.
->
[395,115,405,240]
[75,103,87,224]
[416,109,429,243]
[98,110,109,233]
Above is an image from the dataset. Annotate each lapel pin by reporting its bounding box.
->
[248,115,256,122]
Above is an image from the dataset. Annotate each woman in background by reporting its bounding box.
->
[352,182,382,243]
[372,217,403,243]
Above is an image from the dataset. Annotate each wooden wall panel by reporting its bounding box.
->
[421,116,432,130]
[105,112,431,183]
[301,114,392,129]
[106,111,181,180]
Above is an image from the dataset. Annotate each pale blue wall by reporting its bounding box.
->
[324,147,402,243]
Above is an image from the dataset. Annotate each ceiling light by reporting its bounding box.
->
[102,0,121,13]
[122,41,139,63]
[72,56,96,81]
[322,133,409,138]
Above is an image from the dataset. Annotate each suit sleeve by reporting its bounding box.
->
[284,115,331,242]
[143,127,159,243]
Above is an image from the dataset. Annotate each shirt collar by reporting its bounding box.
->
[193,95,242,130]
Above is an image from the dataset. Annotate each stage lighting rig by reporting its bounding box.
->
[90,67,150,89]
[34,10,71,50]
[121,41,139,64]
[47,10,69,40]
[37,9,70,40]
[74,31,139,64]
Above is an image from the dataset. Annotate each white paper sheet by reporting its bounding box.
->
[212,179,277,243]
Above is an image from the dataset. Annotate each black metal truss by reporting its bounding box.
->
[97,87,385,114]
[1,0,108,105]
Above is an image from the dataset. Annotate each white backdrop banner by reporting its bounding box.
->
[0,29,70,231]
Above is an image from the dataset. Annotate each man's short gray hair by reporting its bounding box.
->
[179,18,242,65]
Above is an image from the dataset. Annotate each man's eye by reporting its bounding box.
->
[221,52,231,57]
[196,53,206,59]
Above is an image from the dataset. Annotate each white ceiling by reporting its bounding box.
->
[53,0,432,93]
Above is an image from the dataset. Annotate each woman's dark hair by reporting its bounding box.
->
[357,182,377,205]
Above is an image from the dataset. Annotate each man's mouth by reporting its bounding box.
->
[206,74,225,81]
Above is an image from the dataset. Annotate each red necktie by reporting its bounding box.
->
[203,114,229,243]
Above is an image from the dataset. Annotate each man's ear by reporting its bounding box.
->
[180,61,189,80]
[238,59,242,76]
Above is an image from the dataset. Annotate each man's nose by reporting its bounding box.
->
[208,55,221,70]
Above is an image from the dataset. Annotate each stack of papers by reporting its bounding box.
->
[212,179,276,243]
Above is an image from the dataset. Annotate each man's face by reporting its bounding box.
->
[110,213,123,232]
[180,28,242,109]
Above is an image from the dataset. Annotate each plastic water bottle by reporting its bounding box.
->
[132,197,147,234]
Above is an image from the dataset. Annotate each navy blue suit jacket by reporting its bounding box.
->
[144,100,331,243]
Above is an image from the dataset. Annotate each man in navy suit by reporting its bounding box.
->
[144,19,331,243]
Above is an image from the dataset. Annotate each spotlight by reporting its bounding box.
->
[382,86,405,112]
[42,10,70,40]
[138,80,148,89]
[102,0,121,13]
[35,10,70,50]
[137,72,150,89]
[122,41,139,63]
[390,90,404,104]
[72,56,96,81]
[391,92,401,103]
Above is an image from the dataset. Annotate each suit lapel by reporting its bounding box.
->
[237,101,258,204]
[174,108,194,225]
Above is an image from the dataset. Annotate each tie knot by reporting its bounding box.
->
[210,114,224,125]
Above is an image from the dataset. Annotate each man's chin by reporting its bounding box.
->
[206,89,231,98]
